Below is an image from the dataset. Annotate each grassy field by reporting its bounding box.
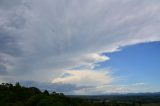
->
[142,102,160,106]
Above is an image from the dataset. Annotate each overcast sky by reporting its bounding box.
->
[0,0,160,95]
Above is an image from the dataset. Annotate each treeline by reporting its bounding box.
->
[0,83,74,106]
[0,83,109,106]
[1,83,158,106]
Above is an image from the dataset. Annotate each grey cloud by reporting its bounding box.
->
[0,0,22,10]
[0,34,20,56]
[0,0,27,75]
[0,64,8,75]
[0,0,160,83]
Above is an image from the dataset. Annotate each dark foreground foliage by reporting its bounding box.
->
[0,83,160,106]
[0,83,72,106]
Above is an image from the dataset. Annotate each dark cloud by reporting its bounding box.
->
[0,64,8,75]
[0,33,22,74]
[0,0,26,75]
[0,34,20,56]
[0,0,22,10]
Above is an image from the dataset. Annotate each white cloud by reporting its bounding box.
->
[133,82,145,86]
[52,69,113,86]
[73,83,149,95]
[70,53,109,69]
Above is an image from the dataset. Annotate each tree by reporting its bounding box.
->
[15,82,21,88]
[43,90,49,95]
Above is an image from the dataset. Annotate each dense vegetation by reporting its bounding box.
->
[0,83,160,106]
[0,83,73,106]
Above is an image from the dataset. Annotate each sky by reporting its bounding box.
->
[0,0,160,95]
